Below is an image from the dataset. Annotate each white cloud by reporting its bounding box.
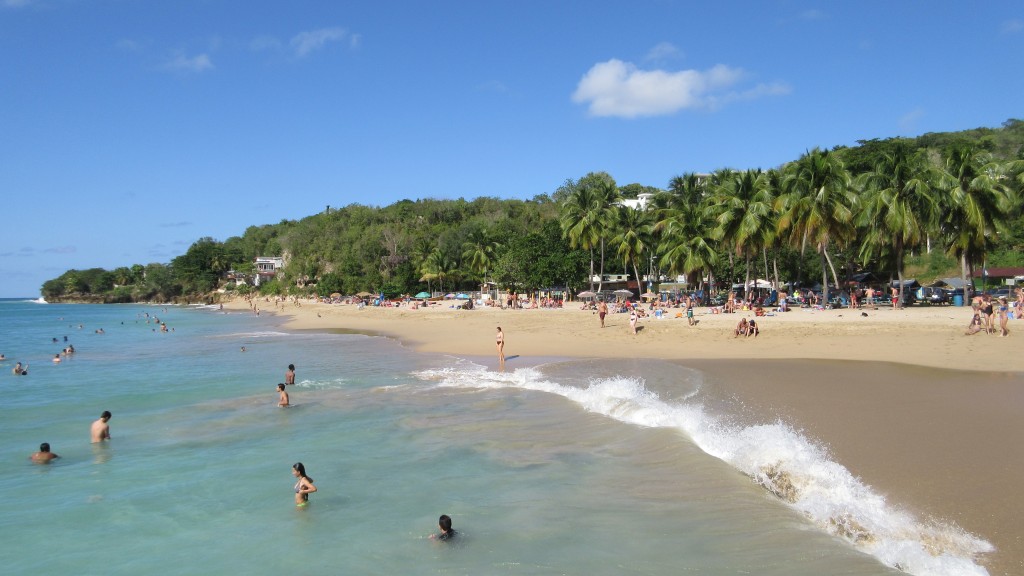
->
[645,42,683,62]
[571,59,788,118]
[291,27,347,57]
[165,53,213,73]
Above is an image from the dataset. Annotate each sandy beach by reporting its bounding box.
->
[228,297,1023,574]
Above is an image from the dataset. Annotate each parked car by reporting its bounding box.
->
[986,287,1012,299]
[919,287,949,305]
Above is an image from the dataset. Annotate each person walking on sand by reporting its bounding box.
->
[277,383,290,407]
[598,300,608,328]
[91,411,111,443]
[30,442,59,463]
[285,364,296,386]
[629,309,638,335]
[292,462,317,507]
[496,327,505,364]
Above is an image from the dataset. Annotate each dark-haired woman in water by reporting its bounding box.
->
[292,462,317,507]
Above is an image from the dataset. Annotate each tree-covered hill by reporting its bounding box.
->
[42,119,1024,303]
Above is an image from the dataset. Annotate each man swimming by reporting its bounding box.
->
[430,514,457,541]
[30,442,59,463]
[91,411,112,443]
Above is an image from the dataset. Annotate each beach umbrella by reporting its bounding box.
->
[355,291,372,297]
[613,289,634,296]
[640,291,657,299]
[455,293,470,299]
[329,292,341,298]
[414,291,431,298]
[577,290,597,298]
[445,293,455,299]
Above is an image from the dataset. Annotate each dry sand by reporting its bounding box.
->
[228,297,1023,574]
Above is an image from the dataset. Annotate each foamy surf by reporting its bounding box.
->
[413,363,992,576]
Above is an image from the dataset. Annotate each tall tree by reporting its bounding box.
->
[937,143,1018,305]
[707,168,775,300]
[777,148,855,305]
[652,186,718,298]
[855,142,938,308]
[610,206,651,294]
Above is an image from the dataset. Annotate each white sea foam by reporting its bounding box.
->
[413,363,992,576]
[210,331,292,340]
[28,297,47,304]
[295,377,346,390]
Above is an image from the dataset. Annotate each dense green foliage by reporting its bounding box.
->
[42,119,1024,303]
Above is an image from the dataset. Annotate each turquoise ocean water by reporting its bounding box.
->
[0,300,991,575]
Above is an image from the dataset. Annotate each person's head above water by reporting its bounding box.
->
[439,514,452,533]
[40,442,51,452]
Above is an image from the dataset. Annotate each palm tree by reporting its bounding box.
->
[777,148,856,305]
[855,142,938,308]
[420,249,459,294]
[462,229,500,292]
[560,174,621,292]
[560,185,601,291]
[652,188,718,299]
[707,168,775,301]
[610,206,651,294]
[937,143,1018,305]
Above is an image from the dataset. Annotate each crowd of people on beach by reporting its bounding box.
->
[965,292,1018,336]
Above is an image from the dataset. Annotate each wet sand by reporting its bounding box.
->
[689,359,1024,576]
[228,297,1024,573]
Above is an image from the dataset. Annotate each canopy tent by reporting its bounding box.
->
[890,279,920,289]
[732,279,772,290]
[931,278,969,289]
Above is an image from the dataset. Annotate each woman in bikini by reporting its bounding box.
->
[292,462,317,507]
[496,327,505,364]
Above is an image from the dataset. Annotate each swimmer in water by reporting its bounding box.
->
[429,514,457,541]
[30,442,59,463]
[277,383,290,407]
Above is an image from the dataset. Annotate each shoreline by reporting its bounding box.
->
[227,297,1023,574]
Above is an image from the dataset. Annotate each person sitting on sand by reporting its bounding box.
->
[30,442,59,463]
[747,319,759,337]
[277,383,290,407]
[734,318,749,338]
[429,514,457,541]
[965,312,984,335]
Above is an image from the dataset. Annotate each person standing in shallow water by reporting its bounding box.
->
[91,411,111,443]
[495,327,505,365]
[285,364,296,386]
[292,462,316,507]
[277,383,290,407]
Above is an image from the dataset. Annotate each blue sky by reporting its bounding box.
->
[2,1,1022,298]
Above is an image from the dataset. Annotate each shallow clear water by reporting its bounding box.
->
[0,300,988,575]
